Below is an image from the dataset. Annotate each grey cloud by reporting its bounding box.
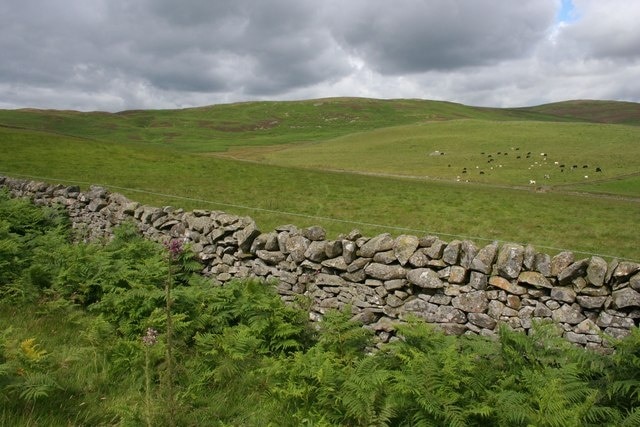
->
[555,0,640,60]
[328,0,557,74]
[1,0,640,111]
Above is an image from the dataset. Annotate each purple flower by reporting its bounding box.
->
[164,239,184,259]
[142,328,159,346]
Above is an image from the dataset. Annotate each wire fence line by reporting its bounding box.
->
[2,171,638,263]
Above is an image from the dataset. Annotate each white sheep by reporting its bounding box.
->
[529,179,536,185]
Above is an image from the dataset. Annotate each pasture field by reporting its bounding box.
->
[219,120,640,188]
[0,98,639,260]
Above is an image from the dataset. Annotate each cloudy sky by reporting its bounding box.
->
[1,0,639,112]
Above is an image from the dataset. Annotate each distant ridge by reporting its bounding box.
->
[519,99,640,125]
[1,97,639,152]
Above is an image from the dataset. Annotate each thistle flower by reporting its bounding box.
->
[142,328,159,346]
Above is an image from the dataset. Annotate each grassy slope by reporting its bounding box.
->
[223,120,640,188]
[0,98,639,260]
[521,99,640,125]
[0,98,571,152]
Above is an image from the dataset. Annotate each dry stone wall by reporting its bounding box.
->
[2,175,639,349]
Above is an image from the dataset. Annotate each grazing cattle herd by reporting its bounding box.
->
[438,147,603,186]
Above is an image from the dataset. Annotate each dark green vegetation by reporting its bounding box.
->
[0,98,639,260]
[2,191,640,426]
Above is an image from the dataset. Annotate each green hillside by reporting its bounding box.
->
[520,99,640,125]
[0,97,577,152]
[0,98,639,260]
[224,119,639,188]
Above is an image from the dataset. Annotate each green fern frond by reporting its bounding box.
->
[13,371,60,402]
[621,406,640,427]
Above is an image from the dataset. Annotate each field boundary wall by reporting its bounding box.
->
[2,175,639,348]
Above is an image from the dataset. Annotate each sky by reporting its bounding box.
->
[1,0,640,112]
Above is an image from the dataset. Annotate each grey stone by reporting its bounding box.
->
[364,263,407,280]
[565,332,588,345]
[430,294,452,305]
[394,234,419,266]
[467,312,497,329]
[251,259,271,276]
[386,294,404,308]
[470,242,499,274]
[408,249,429,267]
[304,241,327,262]
[359,233,395,258]
[372,317,396,332]
[523,244,537,271]
[276,231,291,253]
[432,306,467,324]
[348,257,371,273]
[256,250,285,265]
[407,268,445,289]
[342,240,358,264]
[236,222,261,253]
[87,198,108,212]
[614,262,640,280]
[122,201,140,215]
[322,256,349,271]
[488,276,527,295]
[351,309,378,325]
[427,259,448,268]
[534,302,553,317]
[518,271,552,288]
[469,271,488,290]
[303,225,326,241]
[448,266,467,284]
[365,279,384,288]
[438,266,451,280]
[460,240,478,269]
[442,240,462,265]
[612,288,640,309]
[552,304,586,325]
[418,235,438,247]
[383,279,406,291]
[578,286,610,296]
[576,296,607,309]
[506,295,521,309]
[534,253,552,277]
[496,243,524,279]
[424,238,447,259]
[550,287,577,303]
[373,250,397,264]
[403,298,436,313]
[597,311,635,329]
[185,214,213,233]
[324,240,343,258]
[631,273,640,291]
[546,300,561,310]
[558,259,589,285]
[394,290,409,300]
[587,256,608,287]
[345,229,362,240]
[438,323,468,335]
[452,291,488,313]
[518,306,535,328]
[606,259,618,284]
[551,251,575,276]
[574,319,600,335]
[604,327,631,339]
[501,306,520,317]
[278,233,311,262]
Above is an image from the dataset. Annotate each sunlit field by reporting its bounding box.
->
[1,98,638,260]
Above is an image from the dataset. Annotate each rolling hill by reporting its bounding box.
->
[0,97,638,259]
